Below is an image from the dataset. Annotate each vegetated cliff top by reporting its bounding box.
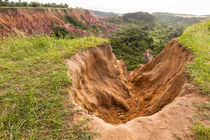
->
[179,20,210,93]
[152,12,209,26]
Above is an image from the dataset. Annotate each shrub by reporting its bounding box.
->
[30,2,41,7]
[0,24,4,29]
[52,27,74,39]
[65,15,88,30]
[81,15,90,25]
[193,124,210,140]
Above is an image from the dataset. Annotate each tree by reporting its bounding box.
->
[30,2,40,7]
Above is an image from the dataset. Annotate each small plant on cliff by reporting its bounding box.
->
[52,27,74,39]
[193,123,210,140]
[81,15,90,25]
[65,15,88,30]
[0,24,4,29]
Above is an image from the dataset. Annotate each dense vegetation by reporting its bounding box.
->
[0,36,108,139]
[179,20,210,94]
[123,12,155,26]
[0,0,68,8]
[108,12,155,26]
[110,12,184,70]
[152,12,208,28]
[111,27,162,70]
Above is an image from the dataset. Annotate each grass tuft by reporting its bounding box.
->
[193,123,210,140]
[0,36,108,139]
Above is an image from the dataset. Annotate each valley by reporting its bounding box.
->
[0,1,209,139]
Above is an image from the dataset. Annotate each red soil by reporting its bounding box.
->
[0,8,116,37]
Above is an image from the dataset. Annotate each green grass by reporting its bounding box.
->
[0,36,108,139]
[193,104,210,139]
[193,123,210,140]
[194,104,210,121]
[179,20,210,94]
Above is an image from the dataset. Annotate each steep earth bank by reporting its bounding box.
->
[66,39,209,139]
[0,8,115,36]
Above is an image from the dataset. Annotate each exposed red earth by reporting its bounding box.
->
[0,8,117,37]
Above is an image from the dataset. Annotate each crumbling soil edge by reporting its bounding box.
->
[66,39,210,140]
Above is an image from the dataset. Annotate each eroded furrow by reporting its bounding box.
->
[66,39,192,124]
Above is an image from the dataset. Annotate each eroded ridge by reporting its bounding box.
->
[66,39,192,124]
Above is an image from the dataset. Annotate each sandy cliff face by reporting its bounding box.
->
[0,8,115,36]
[67,44,130,124]
[67,39,193,124]
[66,39,209,140]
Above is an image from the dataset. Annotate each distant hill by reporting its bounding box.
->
[122,12,156,26]
[107,11,156,26]
[90,10,120,17]
[152,12,208,27]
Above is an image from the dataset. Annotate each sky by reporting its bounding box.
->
[12,0,210,15]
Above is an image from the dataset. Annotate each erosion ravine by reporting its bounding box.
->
[65,38,209,140]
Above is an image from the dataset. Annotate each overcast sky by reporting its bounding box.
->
[12,0,210,15]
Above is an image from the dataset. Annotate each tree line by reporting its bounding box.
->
[0,0,69,8]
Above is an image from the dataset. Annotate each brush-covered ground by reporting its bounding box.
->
[179,20,210,140]
[179,20,210,94]
[0,36,108,139]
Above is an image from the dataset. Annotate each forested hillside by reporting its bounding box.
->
[152,12,208,27]
[122,12,155,26]
[109,12,184,70]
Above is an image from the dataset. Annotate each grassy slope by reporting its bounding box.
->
[0,36,108,139]
[179,20,210,94]
[179,20,210,140]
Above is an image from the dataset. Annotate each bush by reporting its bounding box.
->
[65,15,88,30]
[81,15,90,25]
[30,2,41,7]
[0,24,4,29]
[193,124,210,140]
[52,27,74,39]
